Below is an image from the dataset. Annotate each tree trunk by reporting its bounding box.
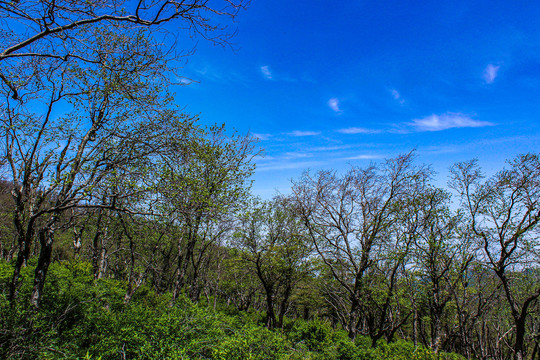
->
[172,239,195,303]
[172,254,185,303]
[172,221,200,304]
[264,286,276,329]
[72,225,83,258]
[91,210,104,279]
[277,283,292,328]
[9,230,33,303]
[514,315,527,360]
[348,293,361,340]
[97,245,107,279]
[413,308,418,346]
[30,227,54,308]
[431,311,442,353]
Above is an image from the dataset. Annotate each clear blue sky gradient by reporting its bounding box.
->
[174,0,540,197]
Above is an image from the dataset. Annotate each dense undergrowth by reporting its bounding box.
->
[0,261,465,360]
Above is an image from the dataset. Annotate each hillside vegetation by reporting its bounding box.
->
[0,260,464,360]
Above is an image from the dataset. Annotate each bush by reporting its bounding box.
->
[0,260,466,360]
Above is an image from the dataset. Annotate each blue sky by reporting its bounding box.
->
[175,0,540,197]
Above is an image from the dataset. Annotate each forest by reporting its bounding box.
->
[1,1,540,360]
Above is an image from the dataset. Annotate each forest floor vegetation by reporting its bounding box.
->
[0,260,465,360]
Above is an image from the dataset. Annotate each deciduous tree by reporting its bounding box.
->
[292,152,431,340]
[450,153,540,360]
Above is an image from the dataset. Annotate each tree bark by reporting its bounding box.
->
[30,226,54,308]
[9,230,33,303]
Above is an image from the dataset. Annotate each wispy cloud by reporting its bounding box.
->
[391,89,405,104]
[344,154,384,160]
[176,77,195,85]
[260,65,273,79]
[409,113,494,132]
[328,98,342,113]
[258,65,302,83]
[310,145,354,152]
[257,161,324,172]
[483,64,500,84]
[253,133,272,141]
[195,66,249,85]
[284,152,312,159]
[419,135,536,156]
[337,127,381,134]
[287,130,321,137]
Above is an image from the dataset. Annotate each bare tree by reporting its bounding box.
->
[407,187,473,352]
[450,153,540,360]
[292,152,432,340]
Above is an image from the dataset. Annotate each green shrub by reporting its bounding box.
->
[0,260,467,360]
[213,323,291,360]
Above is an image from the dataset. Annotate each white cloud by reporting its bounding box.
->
[260,65,272,79]
[483,64,500,84]
[284,152,312,159]
[177,77,194,85]
[253,133,272,140]
[410,113,494,132]
[337,127,381,134]
[287,130,321,137]
[328,98,342,113]
[195,67,249,85]
[257,161,323,172]
[345,154,384,160]
[310,145,353,152]
[391,89,405,104]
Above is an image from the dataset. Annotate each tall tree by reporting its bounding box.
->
[450,153,540,360]
[2,46,172,306]
[407,187,472,352]
[156,124,257,304]
[292,152,432,340]
[234,197,311,329]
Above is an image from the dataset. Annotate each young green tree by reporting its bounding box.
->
[2,44,173,306]
[156,123,257,304]
[233,197,312,329]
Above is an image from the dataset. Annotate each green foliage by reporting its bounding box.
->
[0,260,465,360]
[373,340,465,360]
[285,318,367,360]
[212,324,290,360]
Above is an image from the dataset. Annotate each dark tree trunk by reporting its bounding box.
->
[172,219,200,304]
[30,227,54,308]
[348,292,361,340]
[514,315,527,360]
[91,210,105,279]
[264,286,276,329]
[172,240,195,302]
[9,230,33,303]
[277,282,292,328]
